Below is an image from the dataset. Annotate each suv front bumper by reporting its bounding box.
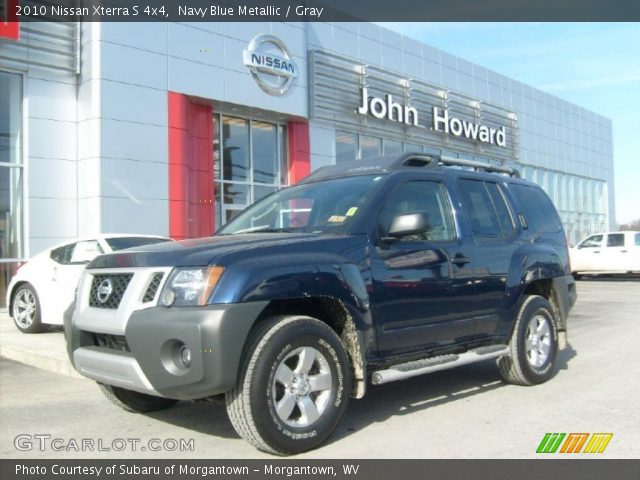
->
[65,302,267,400]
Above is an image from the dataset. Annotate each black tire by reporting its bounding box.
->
[226,315,351,455]
[498,295,559,386]
[11,284,46,334]
[98,383,178,413]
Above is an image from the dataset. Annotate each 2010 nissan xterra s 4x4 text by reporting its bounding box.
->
[66,153,576,455]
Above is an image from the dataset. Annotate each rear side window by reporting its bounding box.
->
[606,234,625,247]
[509,184,563,234]
[50,244,75,265]
[457,179,515,240]
[69,240,103,263]
[636,233,640,246]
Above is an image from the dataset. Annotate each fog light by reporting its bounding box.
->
[179,345,192,368]
[161,289,176,307]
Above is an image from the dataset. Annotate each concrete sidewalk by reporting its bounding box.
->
[0,314,81,378]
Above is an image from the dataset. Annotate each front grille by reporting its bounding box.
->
[91,332,130,352]
[89,274,133,309]
[142,273,164,302]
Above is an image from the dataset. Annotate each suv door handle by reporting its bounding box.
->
[621,250,628,253]
[451,253,470,266]
[593,251,600,254]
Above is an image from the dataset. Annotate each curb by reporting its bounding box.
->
[0,336,85,379]
[0,344,83,379]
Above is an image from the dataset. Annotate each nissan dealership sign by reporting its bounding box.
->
[357,86,507,148]
[243,33,298,96]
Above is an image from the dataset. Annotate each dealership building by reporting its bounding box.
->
[0,21,615,306]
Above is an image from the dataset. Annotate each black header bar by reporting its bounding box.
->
[10,0,640,22]
[2,459,640,480]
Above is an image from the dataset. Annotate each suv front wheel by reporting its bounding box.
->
[98,383,179,413]
[498,295,559,386]
[226,315,351,455]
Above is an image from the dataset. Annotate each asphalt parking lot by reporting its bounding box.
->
[1,278,639,459]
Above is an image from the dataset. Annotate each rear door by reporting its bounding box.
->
[454,177,520,337]
[604,233,628,272]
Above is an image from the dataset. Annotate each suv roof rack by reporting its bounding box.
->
[394,153,520,178]
[301,153,520,184]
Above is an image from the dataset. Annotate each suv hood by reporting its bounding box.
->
[87,233,323,269]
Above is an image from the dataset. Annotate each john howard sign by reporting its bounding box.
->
[357,87,507,148]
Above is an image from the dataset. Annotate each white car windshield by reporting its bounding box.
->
[219,175,382,235]
[106,237,170,251]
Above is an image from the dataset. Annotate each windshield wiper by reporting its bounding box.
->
[229,226,303,234]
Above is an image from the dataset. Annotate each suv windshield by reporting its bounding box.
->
[219,175,382,235]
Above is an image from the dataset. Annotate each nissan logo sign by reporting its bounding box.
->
[97,278,113,304]
[243,33,298,96]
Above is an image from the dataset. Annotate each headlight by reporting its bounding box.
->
[160,266,224,307]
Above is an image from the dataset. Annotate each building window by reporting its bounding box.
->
[404,143,423,153]
[335,130,444,164]
[213,114,287,228]
[383,139,402,155]
[0,70,24,308]
[359,135,381,159]
[336,130,357,164]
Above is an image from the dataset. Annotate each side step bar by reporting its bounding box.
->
[371,345,510,385]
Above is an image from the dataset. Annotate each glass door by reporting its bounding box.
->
[213,114,287,230]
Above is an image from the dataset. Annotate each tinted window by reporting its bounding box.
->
[457,179,502,239]
[105,237,169,252]
[485,182,516,237]
[580,235,603,248]
[636,233,640,246]
[378,181,455,242]
[510,183,563,234]
[607,233,625,247]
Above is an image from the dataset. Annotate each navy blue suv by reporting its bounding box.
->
[66,153,576,455]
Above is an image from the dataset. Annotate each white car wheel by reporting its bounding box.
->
[11,284,46,334]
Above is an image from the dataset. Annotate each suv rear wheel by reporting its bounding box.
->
[498,295,559,386]
[226,315,351,455]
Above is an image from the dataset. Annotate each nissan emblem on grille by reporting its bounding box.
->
[96,278,113,304]
[89,274,133,309]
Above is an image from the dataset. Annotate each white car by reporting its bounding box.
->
[570,231,640,278]
[7,234,171,333]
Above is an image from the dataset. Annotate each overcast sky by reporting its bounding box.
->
[380,23,639,225]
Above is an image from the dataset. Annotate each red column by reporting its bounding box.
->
[168,92,214,240]
[0,0,20,41]
[287,121,311,184]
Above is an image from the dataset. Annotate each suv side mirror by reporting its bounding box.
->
[387,213,430,239]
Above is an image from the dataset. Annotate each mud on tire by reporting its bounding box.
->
[226,315,351,455]
[498,295,559,386]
